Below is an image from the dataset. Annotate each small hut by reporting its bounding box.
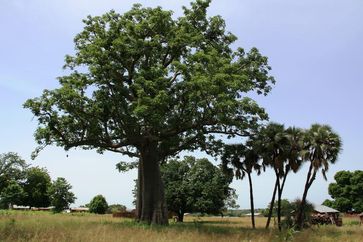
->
[11,205,30,210]
[312,205,342,226]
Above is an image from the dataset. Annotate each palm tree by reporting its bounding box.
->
[255,123,288,230]
[296,124,342,229]
[221,143,261,229]
[275,127,304,226]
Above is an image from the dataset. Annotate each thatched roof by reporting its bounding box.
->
[314,205,339,213]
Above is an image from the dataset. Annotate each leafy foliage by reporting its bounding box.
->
[106,204,127,214]
[262,198,314,229]
[0,181,26,209]
[0,152,28,194]
[324,170,363,212]
[161,156,235,221]
[48,177,76,212]
[88,194,108,214]
[23,167,52,207]
[23,0,274,164]
[262,199,294,217]
[0,153,54,209]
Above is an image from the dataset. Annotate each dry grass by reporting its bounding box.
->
[0,210,362,242]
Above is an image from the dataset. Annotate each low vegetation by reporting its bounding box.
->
[0,211,362,242]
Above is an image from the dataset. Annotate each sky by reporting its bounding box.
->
[0,0,362,209]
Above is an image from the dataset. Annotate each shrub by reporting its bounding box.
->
[88,195,108,214]
[106,204,126,214]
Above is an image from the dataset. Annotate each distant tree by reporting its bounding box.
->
[296,124,341,230]
[222,190,240,211]
[106,204,127,214]
[0,152,28,194]
[88,195,108,214]
[324,170,363,212]
[0,180,26,209]
[48,177,76,212]
[322,199,334,208]
[221,142,261,229]
[350,171,363,212]
[23,167,52,207]
[24,0,274,225]
[161,156,236,222]
[333,197,352,212]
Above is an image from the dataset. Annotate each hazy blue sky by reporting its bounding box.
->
[0,0,362,209]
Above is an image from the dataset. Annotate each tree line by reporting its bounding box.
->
[0,152,75,212]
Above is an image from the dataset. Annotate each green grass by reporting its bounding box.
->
[0,210,362,242]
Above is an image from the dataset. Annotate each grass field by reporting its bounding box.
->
[0,210,362,242]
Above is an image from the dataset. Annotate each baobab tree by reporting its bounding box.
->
[24,0,274,225]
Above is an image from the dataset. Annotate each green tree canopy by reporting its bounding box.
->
[48,177,76,212]
[324,170,363,212]
[161,156,236,222]
[0,180,26,209]
[23,167,52,208]
[88,194,108,214]
[0,152,28,194]
[24,0,274,224]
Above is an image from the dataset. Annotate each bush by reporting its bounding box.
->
[106,204,126,214]
[88,195,108,214]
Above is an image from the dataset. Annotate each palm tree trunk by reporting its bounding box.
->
[276,173,282,231]
[247,172,255,229]
[265,178,278,229]
[277,171,288,231]
[296,163,315,230]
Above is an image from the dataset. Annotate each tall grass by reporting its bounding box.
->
[0,211,362,242]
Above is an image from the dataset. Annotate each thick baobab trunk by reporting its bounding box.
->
[247,172,255,229]
[296,163,315,230]
[136,159,143,220]
[136,145,168,225]
[265,179,278,229]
